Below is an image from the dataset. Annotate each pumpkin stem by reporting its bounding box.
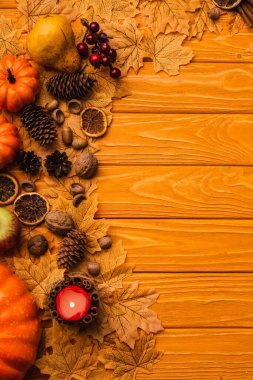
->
[7,68,16,84]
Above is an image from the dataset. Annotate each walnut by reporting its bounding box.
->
[45,210,75,235]
[74,153,98,179]
[28,235,48,256]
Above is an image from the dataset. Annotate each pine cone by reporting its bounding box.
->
[58,229,87,270]
[45,150,72,178]
[46,71,95,101]
[18,151,41,175]
[20,104,57,146]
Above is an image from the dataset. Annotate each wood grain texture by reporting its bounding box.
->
[97,166,253,218]
[131,273,253,327]
[109,219,253,272]
[99,114,253,165]
[141,329,253,380]
[0,1,16,8]
[113,63,253,114]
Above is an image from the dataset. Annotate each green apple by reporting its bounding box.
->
[0,208,20,254]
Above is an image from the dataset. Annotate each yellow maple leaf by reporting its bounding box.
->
[140,0,189,36]
[11,253,65,309]
[103,282,163,348]
[188,0,223,40]
[99,331,163,379]
[0,16,24,59]
[36,323,98,380]
[142,32,193,75]
[228,11,244,36]
[102,19,145,73]
[111,0,139,21]
[16,0,80,32]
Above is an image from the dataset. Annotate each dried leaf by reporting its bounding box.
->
[93,241,133,290]
[99,331,163,379]
[90,0,113,21]
[111,0,139,21]
[106,282,163,348]
[102,19,145,73]
[142,32,193,75]
[0,16,24,58]
[228,11,244,35]
[188,0,223,40]
[36,323,98,380]
[11,253,65,309]
[16,0,80,32]
[140,0,189,36]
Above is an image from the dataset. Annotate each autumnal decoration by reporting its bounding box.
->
[20,104,57,145]
[208,7,221,19]
[77,19,122,78]
[0,208,20,253]
[14,192,49,226]
[70,183,85,196]
[88,261,101,277]
[99,235,112,249]
[27,15,81,72]
[46,71,96,100]
[0,55,39,113]
[18,150,41,175]
[45,99,59,111]
[73,193,86,207]
[81,107,108,138]
[45,150,72,178]
[214,0,253,27]
[45,210,75,236]
[51,108,65,125]
[28,234,49,256]
[58,229,87,270]
[48,272,99,326]
[0,173,19,206]
[0,264,41,380]
[67,99,83,114]
[62,126,73,147]
[0,115,20,170]
[74,152,98,178]
[72,137,88,150]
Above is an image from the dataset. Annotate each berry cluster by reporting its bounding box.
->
[77,19,121,79]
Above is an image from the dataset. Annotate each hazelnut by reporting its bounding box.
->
[88,262,101,277]
[21,180,36,192]
[28,235,48,256]
[208,7,221,20]
[98,235,112,249]
[74,153,98,179]
[69,183,85,196]
[62,127,73,146]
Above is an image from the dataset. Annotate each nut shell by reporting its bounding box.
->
[72,137,88,150]
[88,262,101,277]
[67,99,83,114]
[69,183,84,196]
[98,235,112,249]
[28,235,48,256]
[21,180,36,192]
[46,100,59,111]
[74,152,98,179]
[62,126,73,146]
[52,109,65,125]
[45,210,75,235]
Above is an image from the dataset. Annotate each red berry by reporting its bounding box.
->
[92,46,100,54]
[89,21,100,33]
[76,42,89,58]
[108,48,117,62]
[101,43,111,54]
[98,32,108,42]
[101,55,111,66]
[86,33,96,45]
[110,67,121,79]
[90,53,102,68]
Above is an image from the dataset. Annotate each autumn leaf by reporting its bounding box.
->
[111,0,139,21]
[90,0,113,21]
[102,19,145,73]
[140,0,189,36]
[36,323,98,380]
[0,16,24,58]
[92,241,133,290]
[99,331,163,379]
[228,11,244,35]
[16,0,80,32]
[188,0,223,40]
[103,282,163,348]
[11,253,65,309]
[143,32,193,75]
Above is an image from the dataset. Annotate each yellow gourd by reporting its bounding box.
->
[27,15,81,73]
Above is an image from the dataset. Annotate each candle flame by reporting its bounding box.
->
[70,301,75,308]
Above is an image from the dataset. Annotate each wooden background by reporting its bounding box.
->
[4,1,253,379]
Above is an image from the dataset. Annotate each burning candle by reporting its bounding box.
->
[56,285,91,321]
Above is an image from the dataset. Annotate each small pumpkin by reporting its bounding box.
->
[0,115,20,169]
[0,264,41,380]
[0,55,39,113]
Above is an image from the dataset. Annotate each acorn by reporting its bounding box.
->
[98,235,112,249]
[88,262,101,277]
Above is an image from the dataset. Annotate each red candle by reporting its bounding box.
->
[56,285,91,321]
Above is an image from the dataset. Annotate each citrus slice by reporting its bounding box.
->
[0,173,19,206]
[81,107,107,138]
[14,193,49,226]
[213,0,242,10]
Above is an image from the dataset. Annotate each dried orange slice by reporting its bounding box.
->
[0,173,19,206]
[14,193,49,226]
[81,107,107,138]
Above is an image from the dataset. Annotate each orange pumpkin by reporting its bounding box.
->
[0,264,41,380]
[0,115,20,169]
[0,55,39,113]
